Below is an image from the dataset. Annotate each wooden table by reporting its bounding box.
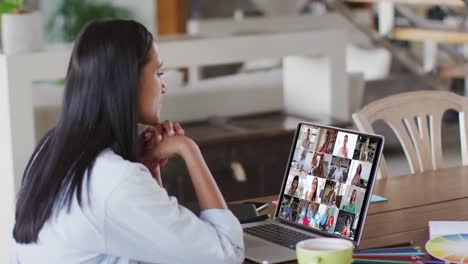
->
[240,166,468,263]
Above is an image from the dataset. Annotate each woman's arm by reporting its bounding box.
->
[139,120,185,187]
[179,138,226,210]
[148,135,226,210]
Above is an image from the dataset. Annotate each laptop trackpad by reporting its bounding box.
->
[245,236,296,263]
[245,236,270,249]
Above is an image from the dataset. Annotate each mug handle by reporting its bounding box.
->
[308,256,321,264]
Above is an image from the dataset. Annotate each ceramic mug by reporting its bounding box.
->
[296,238,354,264]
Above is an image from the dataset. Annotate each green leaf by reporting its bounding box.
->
[47,0,133,42]
[0,3,15,15]
[0,3,16,10]
[2,0,23,9]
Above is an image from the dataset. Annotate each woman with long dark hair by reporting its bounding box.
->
[12,20,244,263]
[287,175,300,197]
[312,154,326,178]
[343,189,358,213]
[317,130,333,154]
[342,216,351,238]
[325,191,337,207]
[351,163,363,186]
[305,177,318,202]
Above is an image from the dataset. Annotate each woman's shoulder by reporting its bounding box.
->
[93,148,145,176]
[88,149,152,197]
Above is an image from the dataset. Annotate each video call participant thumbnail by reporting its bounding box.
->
[335,211,356,239]
[316,130,336,154]
[333,132,358,159]
[317,205,339,233]
[327,157,350,183]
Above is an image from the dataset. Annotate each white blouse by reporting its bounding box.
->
[12,149,245,264]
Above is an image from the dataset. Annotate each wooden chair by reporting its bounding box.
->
[352,91,468,178]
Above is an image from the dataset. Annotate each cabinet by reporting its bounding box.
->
[160,112,347,203]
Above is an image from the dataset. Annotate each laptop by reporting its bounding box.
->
[243,122,384,263]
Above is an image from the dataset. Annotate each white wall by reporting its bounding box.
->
[0,55,18,264]
[113,0,156,36]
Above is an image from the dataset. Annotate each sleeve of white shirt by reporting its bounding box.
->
[104,164,245,264]
[10,237,19,264]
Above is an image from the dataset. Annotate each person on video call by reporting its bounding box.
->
[302,128,311,149]
[325,190,337,207]
[312,155,326,178]
[326,215,336,232]
[342,216,352,238]
[305,177,319,202]
[11,20,243,264]
[329,159,344,182]
[296,207,304,224]
[287,175,300,197]
[308,153,317,175]
[317,130,333,154]
[284,199,295,221]
[343,189,358,214]
[296,149,308,172]
[338,134,350,158]
[301,203,315,226]
[359,138,370,161]
[319,208,331,230]
[351,164,363,186]
[320,208,335,231]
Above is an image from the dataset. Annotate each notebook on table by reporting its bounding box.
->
[429,221,468,239]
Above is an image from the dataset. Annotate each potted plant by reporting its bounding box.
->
[1,0,44,54]
[47,0,132,43]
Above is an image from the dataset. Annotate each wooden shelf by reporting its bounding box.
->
[346,0,464,6]
[393,27,468,44]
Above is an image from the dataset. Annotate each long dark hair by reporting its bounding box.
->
[310,177,318,202]
[13,19,154,243]
[350,189,357,204]
[316,154,325,177]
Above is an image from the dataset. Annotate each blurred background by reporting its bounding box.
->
[1,0,467,203]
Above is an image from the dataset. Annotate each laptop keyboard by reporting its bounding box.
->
[244,224,314,249]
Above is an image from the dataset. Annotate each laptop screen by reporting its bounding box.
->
[276,122,383,244]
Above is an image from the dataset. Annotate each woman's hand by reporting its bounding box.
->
[141,120,185,159]
[140,120,185,183]
[150,135,198,161]
[143,121,226,211]
[149,120,185,166]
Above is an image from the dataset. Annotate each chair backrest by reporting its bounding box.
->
[352,91,468,178]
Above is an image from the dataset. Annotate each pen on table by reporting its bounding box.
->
[353,254,426,259]
[367,241,414,249]
[353,256,421,261]
[414,261,448,264]
[354,248,423,255]
[353,260,446,264]
[353,259,412,264]
[354,250,421,257]
[241,214,270,224]
[353,259,446,264]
